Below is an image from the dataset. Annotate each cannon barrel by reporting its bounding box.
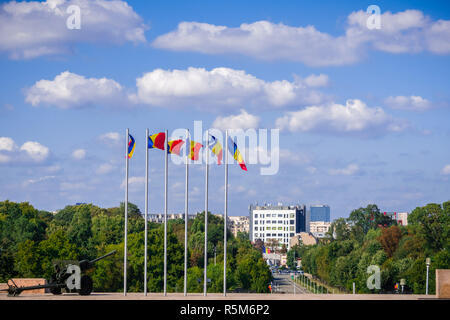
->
[89,250,117,264]
[79,250,116,271]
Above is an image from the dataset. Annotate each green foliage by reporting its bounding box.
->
[300,201,449,294]
[0,201,271,294]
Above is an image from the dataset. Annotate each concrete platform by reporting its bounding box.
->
[0,292,433,300]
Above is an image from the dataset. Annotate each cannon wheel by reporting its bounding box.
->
[49,276,62,295]
[50,286,62,295]
[79,275,93,295]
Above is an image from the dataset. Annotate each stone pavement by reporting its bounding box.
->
[0,292,432,300]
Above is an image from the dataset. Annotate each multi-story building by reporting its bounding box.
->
[383,211,409,226]
[227,216,250,237]
[148,213,197,223]
[309,205,331,222]
[249,204,307,250]
[309,221,331,238]
[396,212,408,226]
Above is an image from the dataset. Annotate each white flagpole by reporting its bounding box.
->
[164,129,168,296]
[204,129,209,296]
[184,129,189,296]
[144,128,149,296]
[124,128,129,296]
[224,130,228,296]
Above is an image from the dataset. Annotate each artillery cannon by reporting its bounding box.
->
[1,250,116,297]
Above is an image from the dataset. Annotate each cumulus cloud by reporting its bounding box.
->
[275,99,406,135]
[26,68,326,110]
[441,165,450,175]
[99,132,121,145]
[212,109,260,130]
[72,148,86,160]
[23,175,56,187]
[385,95,432,111]
[130,67,325,109]
[0,137,50,164]
[25,71,125,108]
[329,163,360,175]
[153,10,450,66]
[96,162,115,175]
[121,176,145,189]
[20,141,50,162]
[0,0,147,59]
[0,137,16,151]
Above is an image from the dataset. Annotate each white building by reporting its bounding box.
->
[148,213,197,223]
[309,221,331,238]
[396,212,408,226]
[383,211,409,226]
[227,216,250,237]
[249,204,307,250]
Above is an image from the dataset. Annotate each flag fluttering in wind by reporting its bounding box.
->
[227,136,247,171]
[168,139,184,155]
[262,246,271,254]
[148,132,165,150]
[149,132,185,155]
[208,135,223,164]
[127,134,136,159]
[189,140,203,160]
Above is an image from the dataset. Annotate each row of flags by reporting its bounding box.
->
[123,129,247,297]
[127,131,247,170]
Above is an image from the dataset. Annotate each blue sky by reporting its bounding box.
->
[0,0,449,220]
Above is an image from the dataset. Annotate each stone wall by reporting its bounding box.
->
[436,269,450,299]
[7,278,47,294]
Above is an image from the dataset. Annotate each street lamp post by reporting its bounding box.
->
[426,257,431,295]
[400,278,406,294]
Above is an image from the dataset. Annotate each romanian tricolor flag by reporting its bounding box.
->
[208,135,223,164]
[127,134,136,159]
[168,139,184,155]
[227,136,247,171]
[148,132,166,150]
[148,132,185,156]
[189,140,203,161]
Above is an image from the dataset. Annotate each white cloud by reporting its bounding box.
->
[25,68,327,110]
[20,141,50,162]
[121,176,145,189]
[96,162,114,175]
[212,109,260,130]
[441,165,450,175]
[275,99,405,135]
[0,137,51,164]
[385,95,432,112]
[278,149,311,165]
[329,164,360,176]
[23,175,56,187]
[131,67,325,109]
[0,0,147,59]
[302,74,330,88]
[153,21,361,67]
[26,71,125,108]
[153,10,450,66]
[0,137,16,151]
[99,132,121,145]
[72,148,86,160]
[0,154,11,163]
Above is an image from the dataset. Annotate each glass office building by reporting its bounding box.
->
[310,205,330,222]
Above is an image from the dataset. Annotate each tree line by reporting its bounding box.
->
[0,201,272,293]
[287,202,450,294]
